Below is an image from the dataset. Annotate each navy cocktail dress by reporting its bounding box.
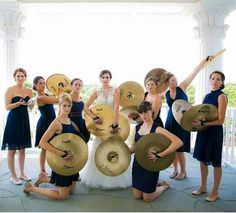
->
[165,87,190,152]
[35,101,56,147]
[2,96,31,150]
[132,122,159,193]
[50,122,86,187]
[69,100,90,142]
[193,89,225,167]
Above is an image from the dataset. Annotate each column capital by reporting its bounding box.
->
[0,2,25,40]
[191,0,236,40]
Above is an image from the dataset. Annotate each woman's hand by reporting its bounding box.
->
[148,151,161,162]
[15,98,26,107]
[110,123,120,134]
[92,115,103,124]
[192,119,202,127]
[60,150,74,161]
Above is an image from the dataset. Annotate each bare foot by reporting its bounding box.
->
[34,173,50,187]
[157,181,169,192]
[23,182,32,195]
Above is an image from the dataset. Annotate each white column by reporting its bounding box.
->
[192,0,236,104]
[0,2,25,86]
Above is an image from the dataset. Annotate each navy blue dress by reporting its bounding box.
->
[50,121,85,187]
[165,87,190,152]
[193,89,225,167]
[35,100,56,147]
[69,101,90,142]
[132,122,159,193]
[144,92,164,127]
[2,96,31,150]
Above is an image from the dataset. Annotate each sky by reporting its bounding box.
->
[17,5,236,87]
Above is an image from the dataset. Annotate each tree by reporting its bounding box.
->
[186,83,236,107]
[223,83,236,107]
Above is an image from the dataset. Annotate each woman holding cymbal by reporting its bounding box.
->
[164,56,212,180]
[130,101,183,202]
[80,69,132,189]
[192,71,227,202]
[23,93,84,200]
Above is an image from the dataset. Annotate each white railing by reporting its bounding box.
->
[161,104,236,168]
[0,105,236,168]
[223,107,236,167]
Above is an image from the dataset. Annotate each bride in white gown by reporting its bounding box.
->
[80,70,132,189]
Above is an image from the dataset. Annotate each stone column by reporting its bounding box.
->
[192,0,236,104]
[0,2,25,86]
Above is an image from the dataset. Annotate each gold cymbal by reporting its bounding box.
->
[119,81,144,108]
[201,49,226,70]
[120,106,142,124]
[85,104,113,137]
[46,133,88,176]
[172,100,192,125]
[99,113,130,142]
[95,136,131,176]
[144,68,168,94]
[180,104,219,132]
[46,73,72,96]
[85,105,130,141]
[135,133,175,172]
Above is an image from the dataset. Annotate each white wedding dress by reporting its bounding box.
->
[80,87,132,189]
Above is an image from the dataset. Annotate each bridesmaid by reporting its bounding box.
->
[2,68,34,185]
[23,93,83,200]
[144,76,164,127]
[164,57,210,180]
[192,71,227,202]
[130,101,183,202]
[69,78,90,142]
[33,76,58,176]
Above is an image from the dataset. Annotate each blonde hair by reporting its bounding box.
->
[58,93,72,105]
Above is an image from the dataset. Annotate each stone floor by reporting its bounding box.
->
[0,151,236,212]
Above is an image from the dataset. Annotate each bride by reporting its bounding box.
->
[80,70,132,189]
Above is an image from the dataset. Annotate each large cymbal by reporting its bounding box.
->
[180,104,219,132]
[95,136,131,176]
[46,73,72,96]
[85,105,130,141]
[99,113,130,142]
[119,81,144,108]
[120,106,142,124]
[201,49,226,70]
[46,133,88,176]
[135,133,175,172]
[144,68,168,94]
[85,104,113,137]
[172,100,192,125]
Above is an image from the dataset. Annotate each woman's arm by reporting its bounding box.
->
[39,120,65,156]
[152,94,162,120]
[84,92,97,118]
[179,57,210,92]
[5,87,24,111]
[154,127,183,157]
[26,88,34,110]
[129,129,136,154]
[113,87,120,124]
[37,95,59,106]
[202,94,227,127]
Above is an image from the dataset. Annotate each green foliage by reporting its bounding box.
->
[186,85,195,105]
[186,83,236,107]
[80,83,99,103]
[223,83,236,107]
[24,81,37,97]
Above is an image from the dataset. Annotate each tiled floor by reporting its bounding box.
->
[0,151,236,212]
